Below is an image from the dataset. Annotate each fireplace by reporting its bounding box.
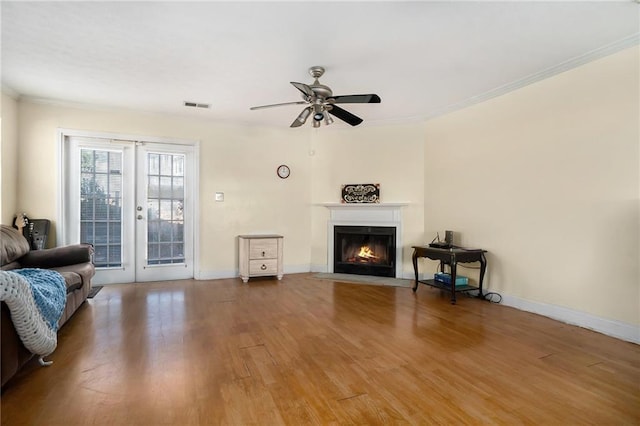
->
[322,203,407,278]
[333,226,396,277]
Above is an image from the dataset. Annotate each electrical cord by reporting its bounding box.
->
[453,265,501,302]
[454,263,482,270]
[463,290,502,303]
[481,292,502,303]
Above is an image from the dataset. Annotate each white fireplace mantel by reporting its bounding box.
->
[320,202,408,222]
[321,203,409,276]
[319,203,410,207]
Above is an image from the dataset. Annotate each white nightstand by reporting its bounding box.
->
[238,234,283,283]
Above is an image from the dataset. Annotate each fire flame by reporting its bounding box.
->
[357,246,378,259]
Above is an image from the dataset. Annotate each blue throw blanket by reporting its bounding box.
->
[12,268,66,331]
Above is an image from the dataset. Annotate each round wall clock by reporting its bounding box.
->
[277,164,290,179]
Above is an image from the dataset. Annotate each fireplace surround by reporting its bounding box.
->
[334,225,396,277]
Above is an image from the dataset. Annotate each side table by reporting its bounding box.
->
[412,245,487,304]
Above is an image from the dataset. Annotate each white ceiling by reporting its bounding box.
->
[1,1,638,128]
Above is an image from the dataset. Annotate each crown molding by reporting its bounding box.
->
[1,84,20,100]
[327,35,640,129]
[424,33,640,121]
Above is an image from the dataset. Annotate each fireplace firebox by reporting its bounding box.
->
[333,226,396,277]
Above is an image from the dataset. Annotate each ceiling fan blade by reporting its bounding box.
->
[331,94,381,104]
[250,101,307,110]
[290,82,314,98]
[329,105,363,126]
[290,106,312,127]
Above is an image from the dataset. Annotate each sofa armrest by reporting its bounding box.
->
[19,244,94,269]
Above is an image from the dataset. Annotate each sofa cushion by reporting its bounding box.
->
[52,263,94,293]
[0,226,30,267]
[1,261,21,272]
[56,271,83,293]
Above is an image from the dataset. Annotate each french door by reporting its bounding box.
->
[62,134,196,284]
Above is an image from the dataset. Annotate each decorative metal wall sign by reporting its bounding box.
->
[341,183,380,204]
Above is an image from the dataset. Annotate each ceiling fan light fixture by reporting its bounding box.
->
[312,103,324,122]
[324,112,334,125]
[312,120,321,128]
[297,107,311,124]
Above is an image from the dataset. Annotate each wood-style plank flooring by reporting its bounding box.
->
[1,273,639,425]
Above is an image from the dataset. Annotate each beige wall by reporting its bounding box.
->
[15,101,313,275]
[309,123,426,278]
[1,92,19,224]
[14,101,426,278]
[423,45,639,329]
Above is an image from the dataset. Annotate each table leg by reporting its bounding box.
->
[478,252,487,299]
[450,261,457,304]
[412,249,419,292]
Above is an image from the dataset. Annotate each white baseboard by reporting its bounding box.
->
[401,270,418,280]
[284,264,313,275]
[499,292,639,344]
[197,269,237,280]
[310,263,328,273]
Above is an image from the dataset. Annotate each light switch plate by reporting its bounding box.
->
[215,192,224,202]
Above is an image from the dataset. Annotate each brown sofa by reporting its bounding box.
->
[1,224,95,388]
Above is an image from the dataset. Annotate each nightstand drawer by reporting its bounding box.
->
[249,259,278,275]
[249,238,278,259]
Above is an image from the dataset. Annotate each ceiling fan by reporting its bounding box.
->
[249,66,381,128]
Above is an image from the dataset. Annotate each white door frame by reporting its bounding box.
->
[57,128,201,283]
[135,142,196,282]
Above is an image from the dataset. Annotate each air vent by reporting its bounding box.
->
[184,101,211,109]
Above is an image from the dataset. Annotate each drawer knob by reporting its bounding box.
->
[260,264,267,270]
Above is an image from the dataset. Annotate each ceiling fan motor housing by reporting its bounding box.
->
[309,84,332,100]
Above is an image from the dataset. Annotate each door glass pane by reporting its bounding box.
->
[146,152,185,265]
[173,156,184,176]
[148,176,160,198]
[80,148,123,268]
[172,177,184,199]
[148,153,160,175]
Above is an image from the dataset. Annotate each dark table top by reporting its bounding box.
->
[412,245,486,254]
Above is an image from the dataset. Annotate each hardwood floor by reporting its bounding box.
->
[1,273,638,425]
